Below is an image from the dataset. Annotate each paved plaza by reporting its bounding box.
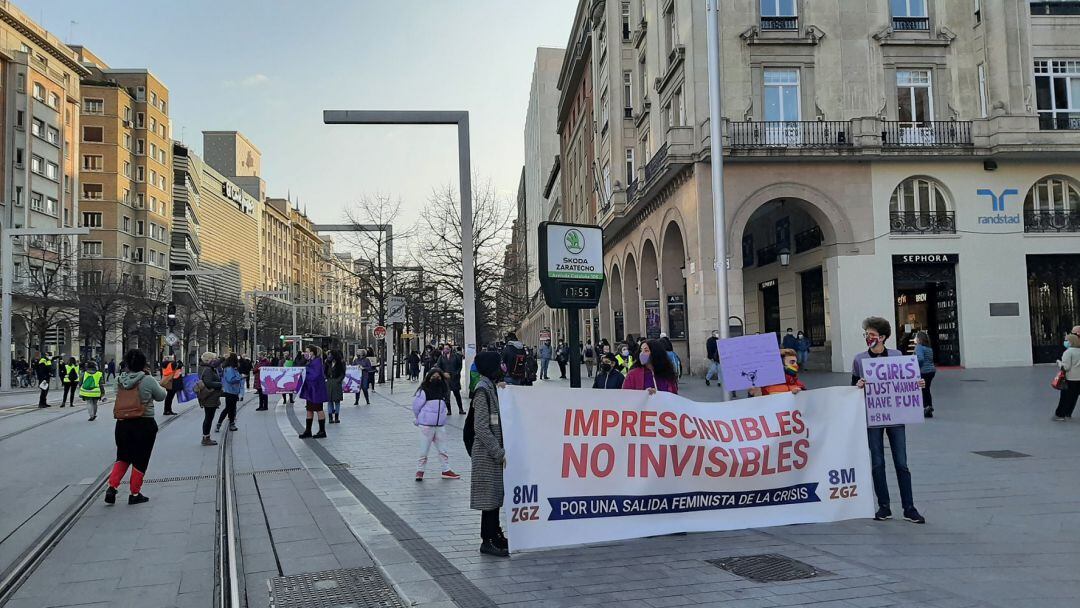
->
[0,365,1077,607]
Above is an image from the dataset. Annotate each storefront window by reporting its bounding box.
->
[1024,176,1080,232]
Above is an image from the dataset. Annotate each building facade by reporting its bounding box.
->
[0,2,88,360]
[570,0,1080,372]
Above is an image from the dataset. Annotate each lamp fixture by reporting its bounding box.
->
[778,247,791,267]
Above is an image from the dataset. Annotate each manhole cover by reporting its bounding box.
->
[707,554,832,583]
[972,450,1031,459]
[269,567,405,608]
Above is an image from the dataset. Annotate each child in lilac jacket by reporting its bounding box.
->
[412,370,460,481]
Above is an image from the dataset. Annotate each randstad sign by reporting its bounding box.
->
[976,188,1020,225]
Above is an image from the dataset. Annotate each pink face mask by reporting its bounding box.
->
[865,336,879,348]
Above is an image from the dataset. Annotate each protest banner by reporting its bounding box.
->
[859,355,924,426]
[717,333,785,391]
[177,373,201,404]
[258,366,305,395]
[342,366,364,393]
[500,386,873,552]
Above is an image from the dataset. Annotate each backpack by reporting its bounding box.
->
[81,373,98,392]
[667,351,682,377]
[113,385,145,419]
[510,353,527,380]
[463,406,476,456]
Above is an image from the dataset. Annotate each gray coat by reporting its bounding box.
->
[469,378,504,511]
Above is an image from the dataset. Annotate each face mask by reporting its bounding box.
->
[304,352,314,360]
[600,363,612,372]
[621,349,630,357]
[639,353,650,365]
[865,336,879,348]
[442,349,450,356]
[785,364,798,375]
[1066,340,1072,349]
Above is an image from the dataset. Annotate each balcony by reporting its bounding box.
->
[760,16,798,30]
[1024,210,1080,233]
[1039,113,1080,131]
[881,121,973,147]
[1030,1,1080,15]
[644,143,669,183]
[626,179,639,202]
[794,225,824,253]
[756,244,778,267]
[890,211,956,235]
[891,16,929,31]
[729,121,852,149]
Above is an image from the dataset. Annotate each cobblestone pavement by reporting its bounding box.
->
[274,365,1080,608]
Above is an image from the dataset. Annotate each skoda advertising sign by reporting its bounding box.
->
[539,222,605,308]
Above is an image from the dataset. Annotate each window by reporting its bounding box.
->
[123,216,131,232]
[82,271,103,286]
[760,0,798,30]
[83,126,104,142]
[673,86,685,126]
[135,86,146,101]
[150,117,157,132]
[136,220,145,236]
[136,165,145,182]
[48,92,59,109]
[159,148,167,164]
[15,148,24,167]
[640,55,649,104]
[891,0,928,30]
[33,82,44,101]
[973,0,981,24]
[124,161,131,178]
[1025,176,1080,215]
[150,142,157,159]
[122,189,131,203]
[978,63,988,118]
[1035,59,1080,130]
[136,139,145,155]
[46,197,57,215]
[159,124,166,138]
[151,91,157,106]
[83,155,103,171]
[16,110,24,129]
[896,69,934,125]
[30,155,43,175]
[764,69,801,121]
[30,191,43,211]
[622,1,631,40]
[122,244,131,261]
[623,72,633,116]
[45,161,58,180]
[150,196,158,213]
[663,2,677,61]
[16,73,25,92]
[83,212,102,227]
[150,170,157,185]
[124,133,132,150]
[600,88,609,129]
[889,176,954,233]
[82,183,103,200]
[31,118,44,137]
[47,126,59,145]
[135,193,144,208]
[124,106,132,122]
[135,112,145,128]
[64,175,70,193]
[625,148,636,183]
[134,247,144,263]
[148,249,157,266]
[81,241,103,257]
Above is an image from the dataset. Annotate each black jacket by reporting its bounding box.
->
[706,336,719,362]
[593,369,625,389]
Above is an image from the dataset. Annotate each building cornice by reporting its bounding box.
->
[0,6,90,76]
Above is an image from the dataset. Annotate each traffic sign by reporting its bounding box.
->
[373,326,387,340]
[387,295,406,324]
[165,332,179,346]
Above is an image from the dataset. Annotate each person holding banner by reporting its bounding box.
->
[298,345,329,439]
[853,317,926,524]
[623,339,679,395]
[198,352,223,447]
[215,354,243,433]
[354,350,374,406]
[325,349,346,424]
[254,356,270,411]
[470,352,509,557]
[161,360,184,416]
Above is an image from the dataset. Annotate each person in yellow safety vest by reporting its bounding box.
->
[61,357,81,408]
[36,353,53,408]
[615,343,633,376]
[79,361,105,421]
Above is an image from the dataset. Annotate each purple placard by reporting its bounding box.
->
[342,366,364,393]
[861,355,924,427]
[178,373,201,404]
[717,333,786,392]
[258,367,306,395]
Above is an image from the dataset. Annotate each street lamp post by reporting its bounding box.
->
[323,109,477,378]
[2,227,89,392]
[706,0,731,401]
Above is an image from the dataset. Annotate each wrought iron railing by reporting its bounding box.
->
[881,121,973,147]
[756,244,778,267]
[644,143,669,183]
[626,179,639,202]
[889,211,956,234]
[729,121,852,148]
[794,225,824,253]
[1024,210,1080,232]
[760,16,798,30]
[892,16,929,30]
[1038,112,1080,131]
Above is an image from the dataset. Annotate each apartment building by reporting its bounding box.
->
[170,142,201,306]
[571,0,1080,372]
[72,46,172,305]
[0,1,89,360]
[290,205,327,334]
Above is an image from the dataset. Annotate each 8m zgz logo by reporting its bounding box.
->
[827,468,858,499]
[976,188,1020,225]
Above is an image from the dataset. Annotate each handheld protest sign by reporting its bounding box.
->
[860,355,924,426]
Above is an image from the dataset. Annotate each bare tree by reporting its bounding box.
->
[410,179,519,347]
[126,278,172,356]
[78,270,128,362]
[342,194,414,327]
[15,239,79,355]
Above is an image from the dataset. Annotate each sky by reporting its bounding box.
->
[21,0,576,230]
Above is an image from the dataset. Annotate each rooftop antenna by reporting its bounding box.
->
[67,20,78,44]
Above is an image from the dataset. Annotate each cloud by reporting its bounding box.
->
[224,74,269,88]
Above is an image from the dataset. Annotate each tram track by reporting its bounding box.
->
[0,395,252,606]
